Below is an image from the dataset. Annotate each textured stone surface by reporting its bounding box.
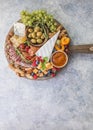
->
[0,0,93,130]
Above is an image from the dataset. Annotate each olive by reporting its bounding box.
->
[34,26,41,32]
[41,34,45,39]
[28,33,32,38]
[28,28,33,33]
[31,32,36,38]
[31,39,37,44]
[37,32,42,37]
[37,39,42,44]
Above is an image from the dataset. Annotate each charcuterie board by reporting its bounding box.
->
[5,10,71,80]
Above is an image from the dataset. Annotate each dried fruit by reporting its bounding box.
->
[61,45,65,51]
[55,45,61,51]
[61,37,70,46]
[55,44,65,51]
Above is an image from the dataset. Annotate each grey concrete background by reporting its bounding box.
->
[0,0,93,130]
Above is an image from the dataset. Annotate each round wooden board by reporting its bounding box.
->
[5,20,69,80]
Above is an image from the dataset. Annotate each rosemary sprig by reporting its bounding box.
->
[15,48,32,64]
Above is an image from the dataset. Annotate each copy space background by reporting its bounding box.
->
[0,0,93,130]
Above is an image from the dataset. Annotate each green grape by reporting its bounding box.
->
[33,17,36,21]
[24,11,29,16]
[49,15,53,19]
[40,10,45,14]
[20,9,57,32]
[29,21,32,26]
[34,11,38,14]
[39,13,42,17]
[26,16,30,20]
[20,10,26,15]
[38,10,42,13]
[54,22,57,26]
[37,17,40,20]
[50,21,53,25]
[25,23,28,26]
[23,19,28,23]
[50,19,54,23]
[21,15,25,19]
[52,25,55,29]
[27,21,31,25]
[43,19,46,23]
[47,23,50,27]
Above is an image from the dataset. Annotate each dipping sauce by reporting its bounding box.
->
[52,51,68,68]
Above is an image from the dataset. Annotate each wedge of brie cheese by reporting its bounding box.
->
[14,22,25,36]
[35,30,60,60]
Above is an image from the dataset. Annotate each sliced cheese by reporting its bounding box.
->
[10,35,27,48]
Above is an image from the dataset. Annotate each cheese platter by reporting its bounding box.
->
[5,10,70,80]
[5,10,93,80]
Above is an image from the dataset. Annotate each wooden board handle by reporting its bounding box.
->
[69,44,93,53]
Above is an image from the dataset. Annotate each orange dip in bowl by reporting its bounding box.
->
[51,51,68,68]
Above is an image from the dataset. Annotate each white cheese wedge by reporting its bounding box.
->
[14,22,25,36]
[35,30,60,60]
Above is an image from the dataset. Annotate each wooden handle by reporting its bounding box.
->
[69,44,93,53]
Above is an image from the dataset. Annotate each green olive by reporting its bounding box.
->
[28,28,33,33]
[41,34,45,39]
[34,26,41,32]
[37,32,42,37]
[28,33,32,38]
[31,39,37,44]
[31,32,36,38]
[37,39,42,44]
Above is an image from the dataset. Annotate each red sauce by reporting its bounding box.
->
[52,52,67,67]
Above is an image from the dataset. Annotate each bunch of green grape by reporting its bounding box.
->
[20,10,57,32]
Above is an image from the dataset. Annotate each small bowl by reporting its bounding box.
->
[26,26,48,47]
[51,50,68,68]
